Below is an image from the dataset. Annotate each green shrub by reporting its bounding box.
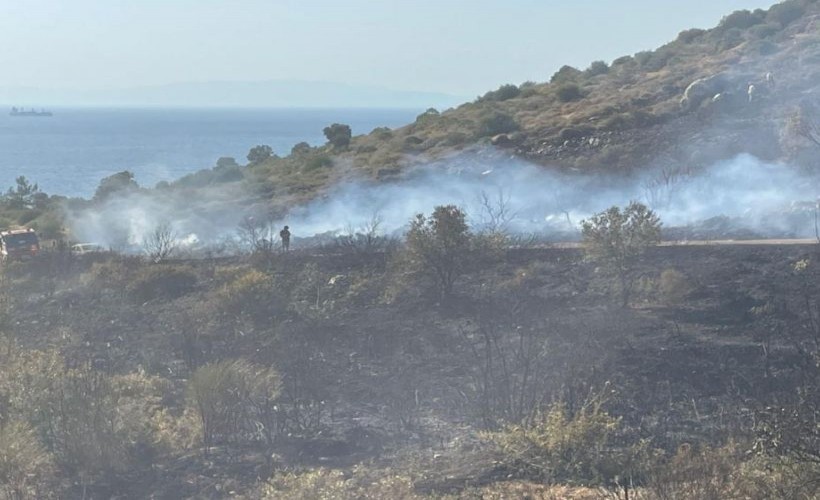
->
[719,10,763,30]
[480,84,521,102]
[556,83,583,102]
[550,65,582,84]
[370,127,393,140]
[305,155,333,171]
[477,111,519,137]
[414,107,440,125]
[486,396,622,484]
[677,28,706,43]
[290,142,312,156]
[767,1,805,26]
[127,264,197,302]
[584,60,609,77]
[611,55,635,66]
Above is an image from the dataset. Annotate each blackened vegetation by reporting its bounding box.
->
[0,213,817,498]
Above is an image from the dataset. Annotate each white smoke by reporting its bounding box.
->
[63,152,820,251]
[284,153,819,240]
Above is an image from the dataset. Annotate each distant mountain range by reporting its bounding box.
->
[0,80,467,109]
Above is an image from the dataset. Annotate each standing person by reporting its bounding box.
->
[279,225,291,252]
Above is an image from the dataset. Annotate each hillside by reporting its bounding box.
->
[0,3,819,498]
[209,0,820,212]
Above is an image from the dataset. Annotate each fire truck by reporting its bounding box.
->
[0,228,40,260]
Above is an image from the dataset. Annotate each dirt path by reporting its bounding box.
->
[547,238,819,249]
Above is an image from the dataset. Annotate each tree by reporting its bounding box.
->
[581,202,661,307]
[290,142,312,156]
[93,171,139,202]
[143,222,177,262]
[405,205,472,300]
[237,215,277,255]
[247,145,274,165]
[323,123,352,149]
[216,156,239,168]
[4,176,40,209]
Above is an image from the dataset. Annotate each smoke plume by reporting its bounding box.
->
[64,152,820,251]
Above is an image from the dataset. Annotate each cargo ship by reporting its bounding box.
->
[9,107,53,117]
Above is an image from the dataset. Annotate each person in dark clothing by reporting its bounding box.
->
[279,225,291,251]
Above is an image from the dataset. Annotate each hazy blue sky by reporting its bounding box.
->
[0,0,777,96]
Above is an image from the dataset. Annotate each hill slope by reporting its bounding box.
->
[231,0,820,206]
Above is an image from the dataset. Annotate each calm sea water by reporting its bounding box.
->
[0,107,418,198]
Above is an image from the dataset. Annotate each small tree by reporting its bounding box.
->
[323,123,352,149]
[237,215,277,255]
[4,176,40,209]
[216,156,239,168]
[406,205,472,300]
[93,171,138,202]
[581,202,661,307]
[247,145,274,165]
[143,222,177,262]
[290,142,312,156]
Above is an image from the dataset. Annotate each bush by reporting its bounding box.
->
[247,144,274,165]
[290,142,312,156]
[677,28,706,43]
[486,395,624,485]
[405,205,472,300]
[127,265,197,302]
[477,111,519,137]
[187,359,281,449]
[584,60,609,77]
[414,107,440,125]
[719,10,763,30]
[305,155,333,171]
[556,84,583,102]
[767,1,805,26]
[581,202,662,307]
[481,84,521,102]
[550,65,582,84]
[370,126,393,140]
[214,270,282,325]
[323,123,352,149]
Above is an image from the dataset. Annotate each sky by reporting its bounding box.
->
[0,0,778,97]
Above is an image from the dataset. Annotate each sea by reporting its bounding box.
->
[0,107,419,198]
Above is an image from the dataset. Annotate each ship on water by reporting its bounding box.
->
[9,107,53,117]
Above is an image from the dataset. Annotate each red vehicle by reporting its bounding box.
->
[0,229,40,260]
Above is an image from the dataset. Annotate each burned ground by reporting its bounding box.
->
[0,241,817,498]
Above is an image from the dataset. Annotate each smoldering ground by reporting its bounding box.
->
[64,152,820,251]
